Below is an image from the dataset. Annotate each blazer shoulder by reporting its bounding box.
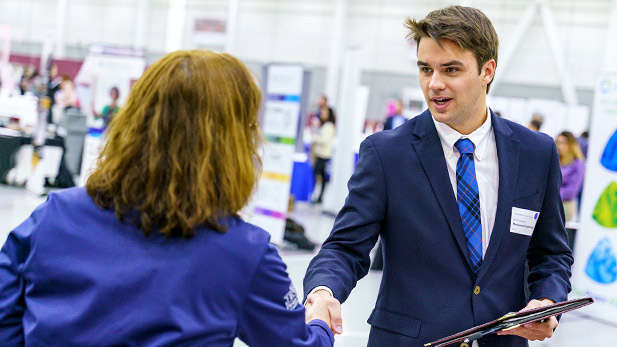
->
[226,218,273,250]
[366,116,419,148]
[499,118,556,153]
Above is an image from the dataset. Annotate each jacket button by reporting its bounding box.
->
[460,343,470,347]
[474,286,481,295]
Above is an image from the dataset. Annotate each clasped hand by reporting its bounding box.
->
[304,290,344,335]
[497,299,558,341]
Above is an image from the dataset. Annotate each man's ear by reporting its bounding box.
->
[481,59,496,86]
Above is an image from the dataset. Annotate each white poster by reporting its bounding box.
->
[571,75,617,323]
[262,101,301,138]
[402,87,426,118]
[566,105,590,136]
[75,45,146,185]
[192,15,227,47]
[244,65,304,245]
[75,45,145,120]
[525,98,567,139]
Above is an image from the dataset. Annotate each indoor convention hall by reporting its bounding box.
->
[1,0,617,346]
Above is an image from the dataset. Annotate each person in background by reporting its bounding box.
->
[46,63,62,124]
[578,131,589,158]
[527,113,544,132]
[311,101,336,204]
[383,99,406,130]
[93,86,120,128]
[576,130,589,213]
[19,75,28,95]
[19,69,38,95]
[556,131,586,222]
[0,50,334,346]
[56,75,79,110]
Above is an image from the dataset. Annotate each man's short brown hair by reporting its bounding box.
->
[404,6,499,93]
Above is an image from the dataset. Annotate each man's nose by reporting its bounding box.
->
[429,72,446,91]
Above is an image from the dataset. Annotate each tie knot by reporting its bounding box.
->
[455,138,475,155]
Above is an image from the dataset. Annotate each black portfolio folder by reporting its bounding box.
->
[424,297,594,347]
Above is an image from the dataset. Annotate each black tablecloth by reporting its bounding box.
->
[0,133,65,183]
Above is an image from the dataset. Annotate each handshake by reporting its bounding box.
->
[304,289,344,335]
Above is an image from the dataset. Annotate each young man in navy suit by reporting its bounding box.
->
[304,5,573,347]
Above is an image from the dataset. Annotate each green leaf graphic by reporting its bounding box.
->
[593,181,617,228]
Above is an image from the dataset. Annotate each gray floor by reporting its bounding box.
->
[1,185,616,346]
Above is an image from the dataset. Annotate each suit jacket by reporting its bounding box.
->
[303,110,573,347]
[383,114,406,131]
[0,187,334,347]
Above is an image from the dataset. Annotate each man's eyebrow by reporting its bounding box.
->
[441,60,464,66]
[416,60,464,67]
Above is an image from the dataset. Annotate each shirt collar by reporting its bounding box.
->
[432,107,492,161]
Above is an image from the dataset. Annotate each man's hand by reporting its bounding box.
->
[305,292,331,326]
[497,299,558,341]
[306,289,343,335]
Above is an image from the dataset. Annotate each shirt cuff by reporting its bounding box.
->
[304,286,333,304]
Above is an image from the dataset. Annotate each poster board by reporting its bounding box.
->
[571,75,617,323]
[244,65,304,244]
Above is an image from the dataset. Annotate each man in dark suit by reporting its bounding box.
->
[303,6,573,347]
[383,99,406,131]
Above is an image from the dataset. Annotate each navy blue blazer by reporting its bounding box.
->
[0,187,333,346]
[304,110,573,346]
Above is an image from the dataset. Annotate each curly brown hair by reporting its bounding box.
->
[86,50,263,238]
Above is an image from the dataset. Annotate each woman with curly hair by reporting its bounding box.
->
[0,50,334,346]
[555,131,585,222]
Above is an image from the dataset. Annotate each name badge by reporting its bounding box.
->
[510,207,540,236]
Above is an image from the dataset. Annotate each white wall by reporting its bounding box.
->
[1,0,614,95]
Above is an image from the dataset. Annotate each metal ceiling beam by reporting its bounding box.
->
[539,0,578,104]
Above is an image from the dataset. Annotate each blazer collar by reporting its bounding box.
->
[412,110,475,273]
[412,109,520,280]
[477,111,520,282]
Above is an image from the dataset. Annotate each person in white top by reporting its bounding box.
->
[303,5,572,347]
[311,96,336,204]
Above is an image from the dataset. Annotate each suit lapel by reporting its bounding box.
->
[411,111,474,272]
[477,112,520,282]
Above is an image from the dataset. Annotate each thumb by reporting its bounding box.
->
[329,305,343,334]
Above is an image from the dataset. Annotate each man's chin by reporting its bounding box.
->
[429,109,450,124]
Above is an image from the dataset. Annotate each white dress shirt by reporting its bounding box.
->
[433,108,499,347]
[432,108,499,260]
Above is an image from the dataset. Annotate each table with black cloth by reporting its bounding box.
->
[0,131,65,183]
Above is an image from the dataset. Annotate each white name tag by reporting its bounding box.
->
[510,207,540,236]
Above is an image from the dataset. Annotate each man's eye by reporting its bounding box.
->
[420,67,431,73]
[446,67,458,73]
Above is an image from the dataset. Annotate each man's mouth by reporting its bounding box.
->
[432,97,452,105]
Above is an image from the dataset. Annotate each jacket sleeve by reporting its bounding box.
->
[237,242,334,347]
[527,143,574,303]
[0,201,47,345]
[303,138,386,303]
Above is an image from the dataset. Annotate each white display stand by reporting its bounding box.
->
[571,75,617,324]
[244,65,304,245]
[75,45,146,186]
[322,46,364,216]
[78,128,105,187]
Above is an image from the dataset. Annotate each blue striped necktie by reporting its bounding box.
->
[454,138,482,275]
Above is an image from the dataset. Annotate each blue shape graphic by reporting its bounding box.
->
[601,130,617,171]
[585,237,617,284]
